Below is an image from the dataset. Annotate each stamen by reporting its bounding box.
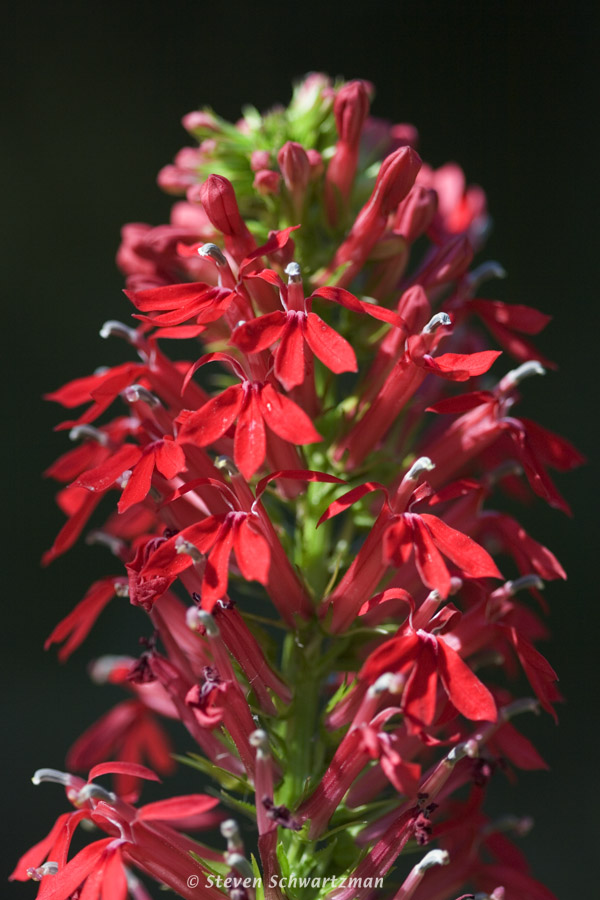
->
[76,783,116,803]
[249,729,270,757]
[69,425,109,446]
[225,853,255,880]
[285,261,302,282]
[198,243,227,266]
[221,818,244,854]
[175,537,204,564]
[31,768,71,787]
[466,260,506,293]
[85,531,128,559]
[367,672,404,698]
[500,360,545,391]
[27,861,58,881]
[99,320,140,344]
[89,655,133,684]
[406,456,435,481]
[504,574,544,595]
[423,312,451,334]
[194,609,220,638]
[215,456,240,477]
[122,384,161,407]
[415,848,450,872]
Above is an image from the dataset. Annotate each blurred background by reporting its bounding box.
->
[4,1,597,894]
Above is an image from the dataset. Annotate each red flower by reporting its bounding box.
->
[177,352,322,479]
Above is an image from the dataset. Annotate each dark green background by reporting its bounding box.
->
[4,2,597,895]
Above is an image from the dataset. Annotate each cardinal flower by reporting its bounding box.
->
[176,352,322,479]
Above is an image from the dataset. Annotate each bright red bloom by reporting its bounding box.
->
[177,352,322,478]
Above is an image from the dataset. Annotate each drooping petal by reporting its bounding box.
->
[421,513,502,580]
[234,390,266,479]
[383,517,414,568]
[411,516,452,598]
[137,795,219,821]
[420,349,502,381]
[234,517,270,584]
[258,384,322,444]
[402,636,439,725]
[274,317,307,389]
[74,445,142,493]
[118,450,156,513]
[231,311,287,354]
[45,578,117,661]
[178,385,243,446]
[153,439,186,480]
[305,313,358,374]
[437,637,497,721]
[88,761,161,782]
[202,523,235,608]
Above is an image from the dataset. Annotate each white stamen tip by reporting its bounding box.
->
[100,320,139,344]
[249,729,270,755]
[32,768,71,786]
[406,456,435,480]
[215,456,239,476]
[467,260,507,292]
[423,312,451,333]
[415,848,450,872]
[198,243,227,266]
[285,262,302,282]
[220,819,240,839]
[500,360,545,391]
[368,673,404,697]
[122,384,161,407]
[174,537,204,564]
[69,425,109,446]
[505,574,544,595]
[195,609,220,637]
[27,861,59,881]
[89,655,133,684]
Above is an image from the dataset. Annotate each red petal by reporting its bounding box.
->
[181,350,246,394]
[421,513,502,580]
[256,469,345,501]
[42,489,102,565]
[305,313,357,374]
[234,391,266,479]
[74,445,142,493]
[9,812,71,881]
[360,632,420,682]
[520,418,586,471]
[437,638,497,721]
[178,385,243,446]
[38,839,113,900]
[403,637,439,725]
[137,794,219,821]
[317,482,385,526]
[45,578,116,661]
[118,450,155,513]
[508,627,559,721]
[88,761,161,782]
[422,349,502,381]
[411,516,452,598]
[231,311,286,354]
[493,721,549,771]
[426,390,495,414]
[383,517,414,567]
[471,299,551,335]
[258,384,322,444]
[203,526,235,609]
[101,850,127,900]
[124,282,213,311]
[234,518,270,583]
[274,318,307,389]
[153,439,186,480]
[238,225,301,275]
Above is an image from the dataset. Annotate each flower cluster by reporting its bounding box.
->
[14,75,582,900]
